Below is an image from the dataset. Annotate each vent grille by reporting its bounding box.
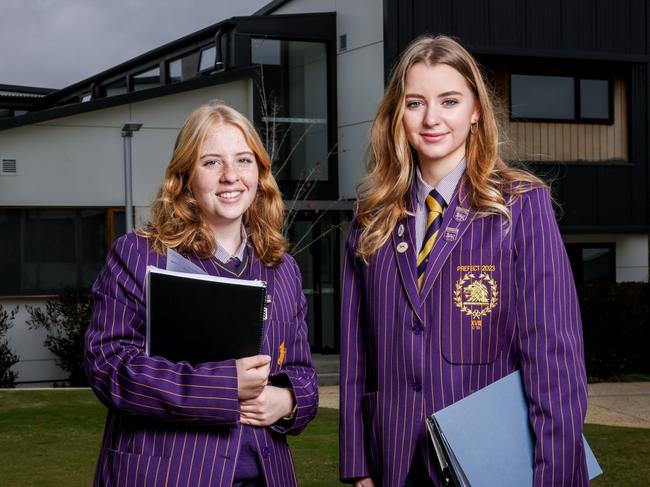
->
[1,159,17,175]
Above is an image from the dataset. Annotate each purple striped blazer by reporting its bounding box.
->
[340,180,589,486]
[85,233,318,486]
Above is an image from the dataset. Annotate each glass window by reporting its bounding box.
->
[286,210,342,352]
[168,51,200,83]
[199,46,216,71]
[0,210,21,295]
[0,208,124,296]
[511,74,611,122]
[565,243,615,283]
[580,79,609,120]
[511,75,575,120]
[133,66,160,91]
[23,209,77,291]
[104,78,127,97]
[251,38,281,65]
[253,39,329,183]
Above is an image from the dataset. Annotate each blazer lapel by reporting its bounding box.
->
[393,184,425,322]
[247,249,272,293]
[419,179,476,301]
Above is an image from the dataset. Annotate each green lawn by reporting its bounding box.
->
[0,389,648,486]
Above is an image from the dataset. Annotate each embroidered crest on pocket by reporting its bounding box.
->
[453,267,499,330]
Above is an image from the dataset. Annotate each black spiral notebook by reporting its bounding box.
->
[145,266,267,366]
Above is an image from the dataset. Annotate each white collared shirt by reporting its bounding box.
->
[214,224,248,264]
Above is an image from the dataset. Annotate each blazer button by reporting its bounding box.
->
[412,324,423,335]
[262,446,271,458]
[412,382,421,392]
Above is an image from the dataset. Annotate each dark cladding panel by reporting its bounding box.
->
[595,0,631,53]
[525,0,563,49]
[450,0,489,45]
[557,167,599,227]
[629,65,645,164]
[629,64,649,223]
[412,0,452,36]
[597,168,633,225]
[562,0,596,51]
[386,0,649,56]
[630,0,648,54]
[489,0,524,47]
[383,0,400,77]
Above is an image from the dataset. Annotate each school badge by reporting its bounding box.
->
[277,341,287,368]
[453,269,499,330]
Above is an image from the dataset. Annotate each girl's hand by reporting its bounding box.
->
[235,355,271,400]
[239,385,294,426]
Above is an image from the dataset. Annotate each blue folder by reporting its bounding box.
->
[426,370,602,486]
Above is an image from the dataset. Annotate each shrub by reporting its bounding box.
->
[578,282,650,380]
[27,292,92,387]
[0,304,20,388]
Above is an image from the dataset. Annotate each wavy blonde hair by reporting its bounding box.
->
[139,102,288,267]
[356,35,544,261]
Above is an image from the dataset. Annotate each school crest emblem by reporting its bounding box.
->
[453,271,499,330]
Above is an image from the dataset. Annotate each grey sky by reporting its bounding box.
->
[0,0,269,89]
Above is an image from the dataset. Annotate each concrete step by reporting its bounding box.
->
[317,372,340,386]
[312,354,340,385]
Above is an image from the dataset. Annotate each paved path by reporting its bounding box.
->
[585,382,650,429]
[319,382,650,429]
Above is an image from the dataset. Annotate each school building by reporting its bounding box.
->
[1,0,648,385]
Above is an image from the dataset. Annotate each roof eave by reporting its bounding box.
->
[0,66,258,132]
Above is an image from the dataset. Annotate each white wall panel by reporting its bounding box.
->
[44,105,130,127]
[337,41,384,127]
[338,122,371,199]
[131,128,178,208]
[0,124,125,205]
[336,0,383,51]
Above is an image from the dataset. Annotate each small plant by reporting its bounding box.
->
[0,304,20,388]
[27,291,92,387]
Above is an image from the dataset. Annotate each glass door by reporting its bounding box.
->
[287,210,340,353]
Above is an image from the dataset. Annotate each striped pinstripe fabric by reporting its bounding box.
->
[340,180,589,487]
[85,233,318,486]
[416,189,446,290]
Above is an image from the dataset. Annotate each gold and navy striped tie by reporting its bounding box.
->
[417,189,446,290]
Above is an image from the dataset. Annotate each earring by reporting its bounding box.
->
[470,121,478,135]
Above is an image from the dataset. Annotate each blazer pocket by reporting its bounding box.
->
[361,391,382,477]
[105,448,170,486]
[441,249,511,365]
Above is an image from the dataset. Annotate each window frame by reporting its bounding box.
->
[233,15,337,200]
[564,242,616,284]
[0,206,126,298]
[509,72,614,125]
[131,65,162,92]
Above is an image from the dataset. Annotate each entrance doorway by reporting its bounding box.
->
[287,210,341,353]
